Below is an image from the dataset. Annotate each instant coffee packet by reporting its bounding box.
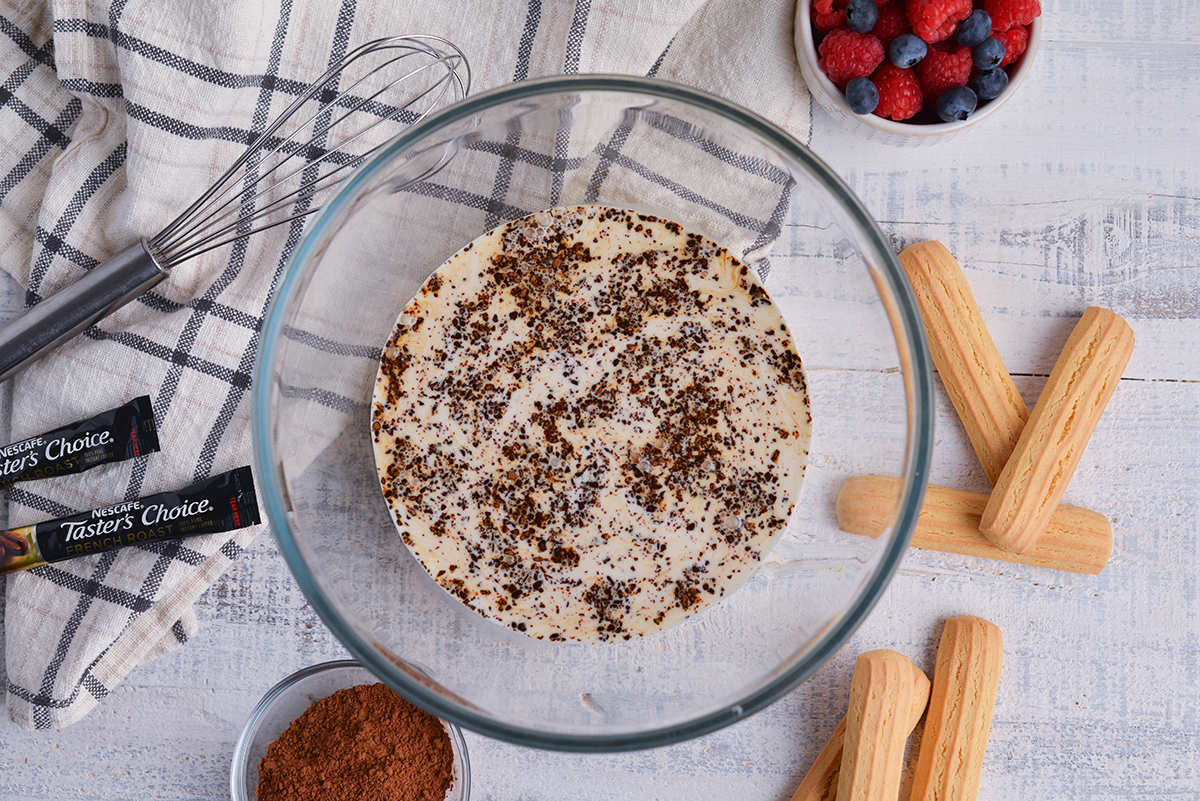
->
[0,396,160,488]
[0,466,260,575]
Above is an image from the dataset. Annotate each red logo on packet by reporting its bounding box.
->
[230,496,240,527]
[130,424,140,457]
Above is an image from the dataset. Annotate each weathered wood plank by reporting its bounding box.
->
[0,5,1199,797]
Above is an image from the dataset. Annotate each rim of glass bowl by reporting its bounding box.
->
[229,659,471,801]
[252,74,934,752]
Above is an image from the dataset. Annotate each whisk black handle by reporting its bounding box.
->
[0,240,168,383]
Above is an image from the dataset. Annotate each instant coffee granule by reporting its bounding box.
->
[256,682,455,801]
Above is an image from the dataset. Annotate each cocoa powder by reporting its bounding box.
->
[256,682,456,801]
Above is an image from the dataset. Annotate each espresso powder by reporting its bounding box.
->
[256,682,456,801]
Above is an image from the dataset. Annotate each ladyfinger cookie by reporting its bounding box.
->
[836,475,1112,574]
[793,681,930,801]
[910,616,1004,801]
[899,241,1028,485]
[791,715,846,801]
[836,649,931,801]
[980,306,1134,553]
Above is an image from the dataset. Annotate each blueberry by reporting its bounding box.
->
[845,76,880,115]
[955,10,992,47]
[970,67,1009,100]
[936,85,978,121]
[845,0,879,34]
[888,33,928,69]
[973,37,1006,70]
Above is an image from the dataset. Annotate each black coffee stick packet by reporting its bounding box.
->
[0,466,260,576]
[0,395,160,489]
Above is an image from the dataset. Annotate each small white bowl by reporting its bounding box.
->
[230,660,470,801]
[795,6,1042,146]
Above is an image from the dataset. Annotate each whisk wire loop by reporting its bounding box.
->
[148,35,469,269]
[155,51,460,262]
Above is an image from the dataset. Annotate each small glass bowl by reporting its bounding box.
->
[230,660,470,801]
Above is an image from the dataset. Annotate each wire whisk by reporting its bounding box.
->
[0,34,470,382]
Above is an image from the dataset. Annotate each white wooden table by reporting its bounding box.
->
[1,2,1199,797]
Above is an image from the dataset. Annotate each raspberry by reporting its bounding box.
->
[915,42,973,104]
[813,0,834,13]
[993,24,1028,66]
[983,0,1040,31]
[813,8,847,31]
[871,62,923,120]
[818,29,885,86]
[906,0,972,43]
[873,1,912,46]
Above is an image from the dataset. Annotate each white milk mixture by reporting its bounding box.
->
[371,206,810,642]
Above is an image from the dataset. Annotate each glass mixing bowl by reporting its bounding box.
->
[252,74,933,751]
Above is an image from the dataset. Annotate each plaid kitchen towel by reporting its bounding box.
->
[0,0,811,729]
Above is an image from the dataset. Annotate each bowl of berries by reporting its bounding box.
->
[795,0,1042,145]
